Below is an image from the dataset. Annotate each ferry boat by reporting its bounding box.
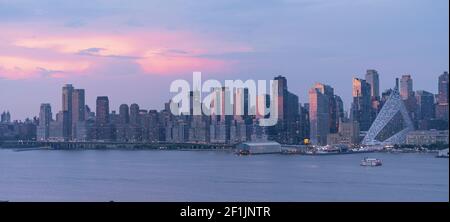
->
[437,148,449,158]
[360,157,382,166]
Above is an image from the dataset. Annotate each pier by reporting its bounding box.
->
[0,140,234,150]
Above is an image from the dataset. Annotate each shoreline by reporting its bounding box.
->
[1,146,447,157]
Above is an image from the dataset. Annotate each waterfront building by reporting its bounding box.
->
[74,119,95,141]
[0,118,37,141]
[210,122,227,143]
[309,86,329,145]
[362,89,415,145]
[406,130,449,146]
[62,84,74,139]
[314,83,338,133]
[299,103,310,143]
[72,89,85,140]
[48,111,66,141]
[188,115,208,143]
[95,96,113,140]
[417,119,449,131]
[266,76,302,144]
[327,119,360,145]
[147,110,160,142]
[37,103,52,141]
[236,141,282,154]
[96,97,109,125]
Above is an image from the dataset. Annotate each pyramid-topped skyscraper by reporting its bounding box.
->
[362,88,414,145]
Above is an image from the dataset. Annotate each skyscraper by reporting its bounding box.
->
[351,78,372,131]
[400,75,418,120]
[334,95,345,122]
[37,103,52,141]
[128,103,142,141]
[415,90,435,121]
[436,71,449,121]
[309,86,330,145]
[314,83,339,133]
[62,84,74,138]
[274,75,288,120]
[119,104,130,124]
[0,111,11,123]
[130,103,140,125]
[299,103,310,143]
[265,76,301,144]
[365,69,380,99]
[400,75,413,100]
[72,89,85,123]
[96,96,110,125]
[437,71,449,104]
[95,96,111,140]
[72,89,85,139]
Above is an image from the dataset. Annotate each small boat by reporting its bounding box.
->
[436,148,449,158]
[236,149,250,156]
[360,157,382,166]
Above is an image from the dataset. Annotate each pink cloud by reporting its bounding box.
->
[0,24,253,79]
[0,56,90,79]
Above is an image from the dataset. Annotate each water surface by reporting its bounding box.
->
[0,149,448,202]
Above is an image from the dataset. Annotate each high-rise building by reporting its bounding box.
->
[0,111,11,123]
[415,90,435,121]
[334,95,345,125]
[128,103,142,141]
[399,75,418,120]
[37,103,52,141]
[119,104,130,124]
[437,71,449,104]
[299,103,310,143]
[147,110,160,142]
[72,89,85,123]
[71,89,85,139]
[95,96,112,140]
[351,78,372,131]
[96,96,110,125]
[436,71,449,121]
[365,69,380,99]
[274,75,288,120]
[266,76,301,144]
[314,83,339,134]
[130,103,140,125]
[62,84,74,138]
[400,75,413,100]
[61,84,86,140]
[309,87,329,145]
[49,111,66,141]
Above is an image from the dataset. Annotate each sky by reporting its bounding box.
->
[0,0,448,120]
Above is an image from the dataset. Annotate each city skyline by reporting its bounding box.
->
[0,0,448,120]
[0,71,447,122]
[1,71,447,146]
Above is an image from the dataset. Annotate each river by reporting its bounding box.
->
[0,149,448,202]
